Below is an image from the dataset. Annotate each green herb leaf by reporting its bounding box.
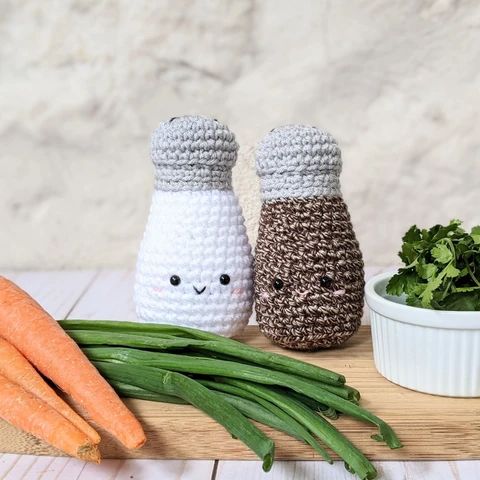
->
[440,292,480,311]
[386,271,416,297]
[431,220,463,242]
[399,242,418,266]
[454,286,480,292]
[444,264,460,279]
[416,262,437,280]
[421,274,443,307]
[402,225,421,244]
[390,220,480,311]
[431,244,453,264]
[471,226,480,245]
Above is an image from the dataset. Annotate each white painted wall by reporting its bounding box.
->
[1,0,479,269]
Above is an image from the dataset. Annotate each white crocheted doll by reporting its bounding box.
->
[134,116,253,337]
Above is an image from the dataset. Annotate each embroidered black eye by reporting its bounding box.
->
[272,278,284,290]
[169,117,178,123]
[320,276,333,288]
[219,274,230,285]
[170,275,181,286]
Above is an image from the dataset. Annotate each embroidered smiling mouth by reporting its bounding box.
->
[193,285,206,295]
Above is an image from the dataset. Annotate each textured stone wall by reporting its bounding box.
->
[1,0,479,269]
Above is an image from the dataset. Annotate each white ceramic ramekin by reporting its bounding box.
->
[365,272,480,397]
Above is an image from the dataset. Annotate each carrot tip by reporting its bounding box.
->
[78,443,101,463]
[127,435,147,450]
[136,437,147,449]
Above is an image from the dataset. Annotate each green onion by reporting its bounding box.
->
[287,390,340,420]
[112,379,332,463]
[80,343,399,448]
[198,380,332,463]
[109,380,187,404]
[60,320,344,386]
[58,319,402,479]
[216,392,332,463]
[93,361,275,471]
[208,378,378,480]
[74,337,356,400]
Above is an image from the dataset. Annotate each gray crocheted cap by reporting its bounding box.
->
[151,116,238,191]
[255,125,342,200]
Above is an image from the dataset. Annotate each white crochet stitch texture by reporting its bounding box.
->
[135,190,253,337]
[134,116,253,337]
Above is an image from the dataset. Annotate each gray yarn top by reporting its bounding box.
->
[151,116,238,191]
[255,125,342,200]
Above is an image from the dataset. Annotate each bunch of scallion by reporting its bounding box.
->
[60,320,402,480]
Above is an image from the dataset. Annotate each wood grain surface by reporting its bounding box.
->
[1,325,478,462]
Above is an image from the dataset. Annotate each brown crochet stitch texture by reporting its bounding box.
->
[254,196,364,350]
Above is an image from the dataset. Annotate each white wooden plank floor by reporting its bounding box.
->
[0,268,478,480]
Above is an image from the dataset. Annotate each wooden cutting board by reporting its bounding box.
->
[1,326,479,461]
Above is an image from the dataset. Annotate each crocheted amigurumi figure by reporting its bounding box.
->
[254,125,364,350]
[134,116,253,337]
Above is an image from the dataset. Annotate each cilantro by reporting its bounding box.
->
[386,220,480,311]
[472,226,480,245]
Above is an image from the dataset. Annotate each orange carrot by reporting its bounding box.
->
[0,373,100,462]
[0,277,146,449]
[0,337,100,443]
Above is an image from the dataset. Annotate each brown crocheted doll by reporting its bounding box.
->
[254,125,364,351]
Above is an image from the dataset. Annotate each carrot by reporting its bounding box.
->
[0,337,100,444]
[0,373,100,462]
[0,277,146,449]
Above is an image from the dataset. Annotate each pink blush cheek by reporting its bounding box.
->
[233,287,245,296]
[152,287,163,295]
